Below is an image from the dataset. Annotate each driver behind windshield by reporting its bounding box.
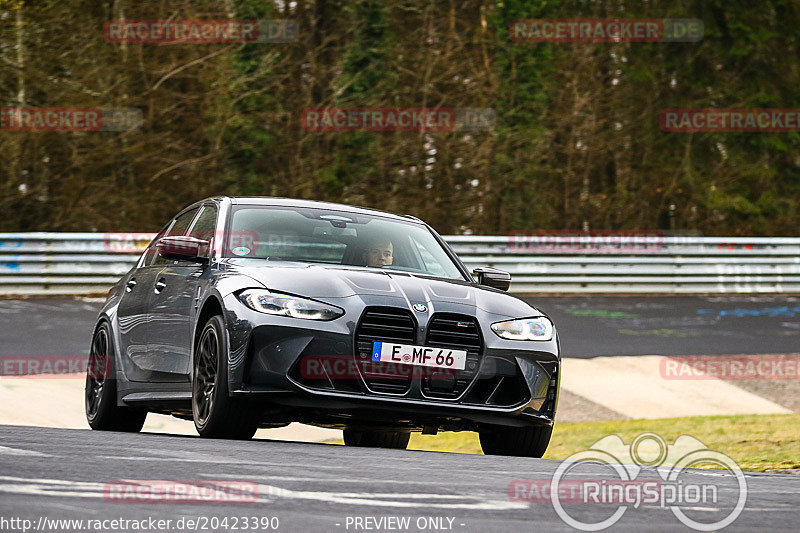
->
[362,239,393,267]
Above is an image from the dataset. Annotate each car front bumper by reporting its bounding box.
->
[222,292,560,431]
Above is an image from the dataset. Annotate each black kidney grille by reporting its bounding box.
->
[423,314,482,398]
[355,307,416,394]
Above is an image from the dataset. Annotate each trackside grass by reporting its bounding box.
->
[328,414,800,472]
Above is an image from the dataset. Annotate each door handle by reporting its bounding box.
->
[126,279,137,292]
[154,278,167,294]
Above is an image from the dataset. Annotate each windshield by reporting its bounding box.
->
[225,206,466,281]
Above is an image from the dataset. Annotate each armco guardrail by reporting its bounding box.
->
[0,233,150,296]
[451,235,800,294]
[1,233,799,295]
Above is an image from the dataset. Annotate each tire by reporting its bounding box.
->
[479,424,553,458]
[85,322,147,432]
[343,429,410,449]
[192,315,259,439]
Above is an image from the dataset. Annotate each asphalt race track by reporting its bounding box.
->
[533,294,800,357]
[1,294,799,359]
[1,295,799,532]
[0,425,798,532]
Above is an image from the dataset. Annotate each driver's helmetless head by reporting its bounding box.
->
[363,240,393,267]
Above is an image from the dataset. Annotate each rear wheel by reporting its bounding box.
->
[192,315,259,439]
[479,424,552,457]
[343,429,410,449]
[85,322,147,432]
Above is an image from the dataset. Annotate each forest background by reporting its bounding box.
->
[1,0,798,236]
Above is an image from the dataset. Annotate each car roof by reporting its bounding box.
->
[205,196,422,223]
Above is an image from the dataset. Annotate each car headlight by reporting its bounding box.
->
[238,289,344,321]
[491,317,554,341]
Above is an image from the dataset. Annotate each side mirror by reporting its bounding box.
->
[472,267,511,291]
[156,236,209,262]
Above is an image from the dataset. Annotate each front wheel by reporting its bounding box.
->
[479,424,552,457]
[343,429,410,449]
[85,322,147,432]
[192,315,259,439]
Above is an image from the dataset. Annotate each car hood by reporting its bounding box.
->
[222,259,541,317]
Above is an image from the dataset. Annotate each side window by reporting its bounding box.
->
[166,208,200,237]
[141,223,172,266]
[152,208,200,266]
[188,205,218,241]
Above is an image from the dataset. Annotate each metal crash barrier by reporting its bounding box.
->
[1,233,798,295]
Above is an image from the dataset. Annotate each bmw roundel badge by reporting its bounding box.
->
[413,303,428,313]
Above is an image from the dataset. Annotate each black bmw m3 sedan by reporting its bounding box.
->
[85,197,560,457]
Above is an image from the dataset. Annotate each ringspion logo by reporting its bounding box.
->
[104,20,298,43]
[510,19,703,42]
[511,433,746,531]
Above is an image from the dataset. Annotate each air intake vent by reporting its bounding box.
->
[423,314,482,398]
[355,307,417,394]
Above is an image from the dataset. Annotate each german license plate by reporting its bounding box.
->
[371,342,467,370]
